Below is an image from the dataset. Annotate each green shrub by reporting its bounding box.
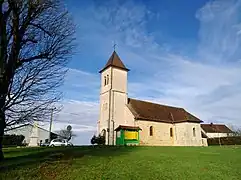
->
[207,136,241,145]
[90,134,105,145]
[2,134,25,147]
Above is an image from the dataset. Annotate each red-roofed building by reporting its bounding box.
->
[201,123,234,138]
[97,51,208,146]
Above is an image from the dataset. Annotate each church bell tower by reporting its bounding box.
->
[98,51,129,145]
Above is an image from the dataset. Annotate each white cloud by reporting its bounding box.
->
[196,0,241,63]
[61,68,99,101]
[126,0,241,126]
[55,0,241,144]
[40,98,99,145]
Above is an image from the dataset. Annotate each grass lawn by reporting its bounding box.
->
[0,146,241,180]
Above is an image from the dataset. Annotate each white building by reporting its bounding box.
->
[201,123,234,138]
[5,123,59,146]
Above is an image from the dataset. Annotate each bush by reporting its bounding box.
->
[91,134,105,145]
[91,135,97,145]
[207,136,241,146]
[2,134,25,147]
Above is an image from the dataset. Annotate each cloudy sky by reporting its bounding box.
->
[42,0,241,145]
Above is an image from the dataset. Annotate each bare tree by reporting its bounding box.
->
[228,124,241,136]
[58,125,75,141]
[232,128,241,136]
[0,0,75,160]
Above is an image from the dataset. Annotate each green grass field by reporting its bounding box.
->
[0,146,241,180]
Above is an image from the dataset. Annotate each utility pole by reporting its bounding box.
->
[49,108,54,142]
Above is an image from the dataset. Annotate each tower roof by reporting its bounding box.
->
[99,51,129,73]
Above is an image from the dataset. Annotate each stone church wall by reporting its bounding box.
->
[110,91,127,145]
[100,67,112,94]
[124,106,136,126]
[98,66,112,139]
[98,92,110,135]
[113,92,127,127]
[99,67,129,145]
[112,68,127,93]
[174,122,203,146]
[136,120,204,146]
[136,120,174,146]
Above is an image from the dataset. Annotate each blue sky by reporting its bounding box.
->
[42,0,241,145]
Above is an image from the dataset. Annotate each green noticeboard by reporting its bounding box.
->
[115,125,141,146]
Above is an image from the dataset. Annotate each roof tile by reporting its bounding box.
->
[127,98,202,123]
[201,124,233,133]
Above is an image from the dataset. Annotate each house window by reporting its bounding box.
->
[170,128,173,137]
[193,128,196,137]
[150,126,153,136]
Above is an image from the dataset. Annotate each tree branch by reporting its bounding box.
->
[1,0,75,133]
[29,22,52,36]
[3,6,12,21]
[21,37,38,44]
[18,53,49,64]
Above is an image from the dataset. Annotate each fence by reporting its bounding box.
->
[207,136,241,145]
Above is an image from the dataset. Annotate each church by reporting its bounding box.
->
[97,51,207,146]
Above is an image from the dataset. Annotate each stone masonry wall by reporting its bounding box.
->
[136,120,174,146]
[136,120,205,146]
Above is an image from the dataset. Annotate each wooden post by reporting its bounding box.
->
[49,108,54,142]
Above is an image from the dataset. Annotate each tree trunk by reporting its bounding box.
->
[0,126,4,161]
[0,96,6,161]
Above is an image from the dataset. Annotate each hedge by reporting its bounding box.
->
[207,136,241,145]
[2,134,25,147]
[90,135,105,145]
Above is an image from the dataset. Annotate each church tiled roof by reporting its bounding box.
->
[127,98,202,123]
[99,51,129,73]
[201,124,233,133]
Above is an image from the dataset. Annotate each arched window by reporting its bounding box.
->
[101,129,106,138]
[104,76,107,86]
[107,75,109,85]
[150,126,153,136]
[170,128,173,137]
[193,128,196,137]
